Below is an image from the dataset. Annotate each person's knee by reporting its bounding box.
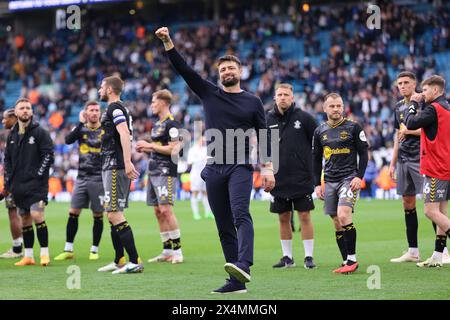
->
[337,207,352,226]
[157,205,173,220]
[69,208,81,216]
[403,196,416,210]
[298,212,311,224]
[159,206,172,216]
[331,216,342,230]
[31,211,45,224]
[21,214,32,227]
[278,212,291,224]
[230,201,251,220]
[233,209,252,225]
[424,207,437,220]
[107,212,123,224]
[153,207,163,219]
[338,216,351,226]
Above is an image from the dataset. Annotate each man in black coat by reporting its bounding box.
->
[266,83,318,269]
[4,98,54,267]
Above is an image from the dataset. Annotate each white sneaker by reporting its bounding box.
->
[442,252,450,265]
[98,262,121,272]
[0,248,23,259]
[98,257,126,272]
[112,262,144,274]
[390,251,420,263]
[416,257,443,268]
[148,253,172,263]
[172,252,184,264]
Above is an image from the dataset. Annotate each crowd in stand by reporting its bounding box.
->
[0,1,449,197]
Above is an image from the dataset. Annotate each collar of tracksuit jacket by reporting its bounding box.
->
[271,103,297,140]
[273,102,296,119]
[12,118,39,139]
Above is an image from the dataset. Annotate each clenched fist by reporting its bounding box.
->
[155,27,174,51]
[155,27,170,42]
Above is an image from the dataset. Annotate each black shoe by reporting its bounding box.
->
[211,279,247,294]
[272,256,296,268]
[304,256,316,269]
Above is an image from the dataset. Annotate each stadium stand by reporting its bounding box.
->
[0,0,449,199]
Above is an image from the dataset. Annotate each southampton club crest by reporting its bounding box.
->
[294,120,301,129]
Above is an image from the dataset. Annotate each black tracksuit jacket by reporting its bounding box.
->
[266,104,317,199]
[4,120,54,209]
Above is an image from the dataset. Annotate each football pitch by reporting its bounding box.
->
[0,199,448,300]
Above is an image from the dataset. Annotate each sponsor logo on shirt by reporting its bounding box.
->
[323,146,351,160]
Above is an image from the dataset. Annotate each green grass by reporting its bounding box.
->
[0,199,448,300]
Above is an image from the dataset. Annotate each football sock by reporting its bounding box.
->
[92,216,103,247]
[404,208,418,248]
[435,235,447,253]
[64,242,73,252]
[66,213,79,243]
[335,231,347,261]
[35,221,48,248]
[12,237,23,254]
[110,224,124,264]
[24,248,34,258]
[115,221,139,264]
[163,239,172,250]
[160,231,172,255]
[22,225,34,253]
[40,247,49,256]
[281,239,293,259]
[169,229,181,250]
[343,223,357,258]
[347,254,357,264]
[303,239,314,258]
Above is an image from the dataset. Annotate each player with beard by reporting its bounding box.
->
[313,93,369,274]
[4,98,54,267]
[156,27,275,294]
[54,101,105,261]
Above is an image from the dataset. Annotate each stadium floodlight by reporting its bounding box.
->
[8,0,133,11]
